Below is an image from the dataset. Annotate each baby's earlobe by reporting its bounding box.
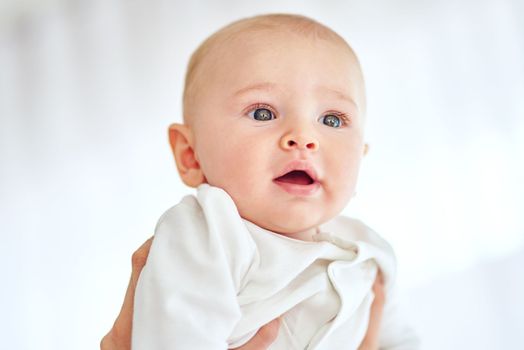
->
[168,123,205,187]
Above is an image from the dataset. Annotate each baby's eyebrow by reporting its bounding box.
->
[232,82,359,110]
[232,82,278,98]
[316,86,358,110]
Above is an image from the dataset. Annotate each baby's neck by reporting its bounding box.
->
[282,226,319,242]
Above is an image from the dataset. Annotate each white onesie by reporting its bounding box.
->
[132,184,419,349]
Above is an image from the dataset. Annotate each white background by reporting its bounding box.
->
[1,0,523,349]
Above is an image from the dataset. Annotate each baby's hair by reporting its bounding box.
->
[182,14,363,123]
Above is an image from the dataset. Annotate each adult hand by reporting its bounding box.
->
[100,238,280,350]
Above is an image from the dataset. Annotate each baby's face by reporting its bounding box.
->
[188,30,366,238]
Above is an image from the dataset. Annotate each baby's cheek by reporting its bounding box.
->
[207,145,258,191]
[197,146,234,186]
[330,157,360,198]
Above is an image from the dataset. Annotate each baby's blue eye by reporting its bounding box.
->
[320,114,342,128]
[251,108,275,121]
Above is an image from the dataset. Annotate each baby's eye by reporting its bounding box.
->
[249,108,275,121]
[319,114,343,128]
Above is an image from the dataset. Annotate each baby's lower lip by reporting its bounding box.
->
[273,179,320,196]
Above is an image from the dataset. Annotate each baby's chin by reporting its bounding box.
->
[242,211,331,240]
[236,199,342,237]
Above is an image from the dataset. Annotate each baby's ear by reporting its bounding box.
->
[168,123,205,187]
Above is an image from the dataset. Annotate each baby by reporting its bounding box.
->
[132,14,419,350]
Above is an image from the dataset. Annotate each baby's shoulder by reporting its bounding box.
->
[154,186,256,257]
[155,184,235,229]
[153,194,205,234]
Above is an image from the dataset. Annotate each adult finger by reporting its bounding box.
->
[130,237,154,288]
[371,269,385,307]
[230,318,281,350]
[100,237,154,350]
[358,269,386,350]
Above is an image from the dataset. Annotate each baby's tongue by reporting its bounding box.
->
[275,170,312,185]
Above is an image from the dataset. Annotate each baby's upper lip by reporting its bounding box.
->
[273,160,319,182]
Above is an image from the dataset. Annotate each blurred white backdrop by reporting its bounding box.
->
[1,0,523,349]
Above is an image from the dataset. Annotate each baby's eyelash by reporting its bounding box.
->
[245,103,276,115]
[325,111,351,126]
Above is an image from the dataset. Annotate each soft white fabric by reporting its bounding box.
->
[132,184,419,349]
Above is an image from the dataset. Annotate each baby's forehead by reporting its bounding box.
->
[183,15,365,119]
[188,16,357,76]
[209,19,355,60]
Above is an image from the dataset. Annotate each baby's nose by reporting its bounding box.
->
[279,133,319,152]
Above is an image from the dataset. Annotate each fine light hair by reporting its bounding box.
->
[182,14,365,123]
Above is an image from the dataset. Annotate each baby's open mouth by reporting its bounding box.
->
[274,170,315,185]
